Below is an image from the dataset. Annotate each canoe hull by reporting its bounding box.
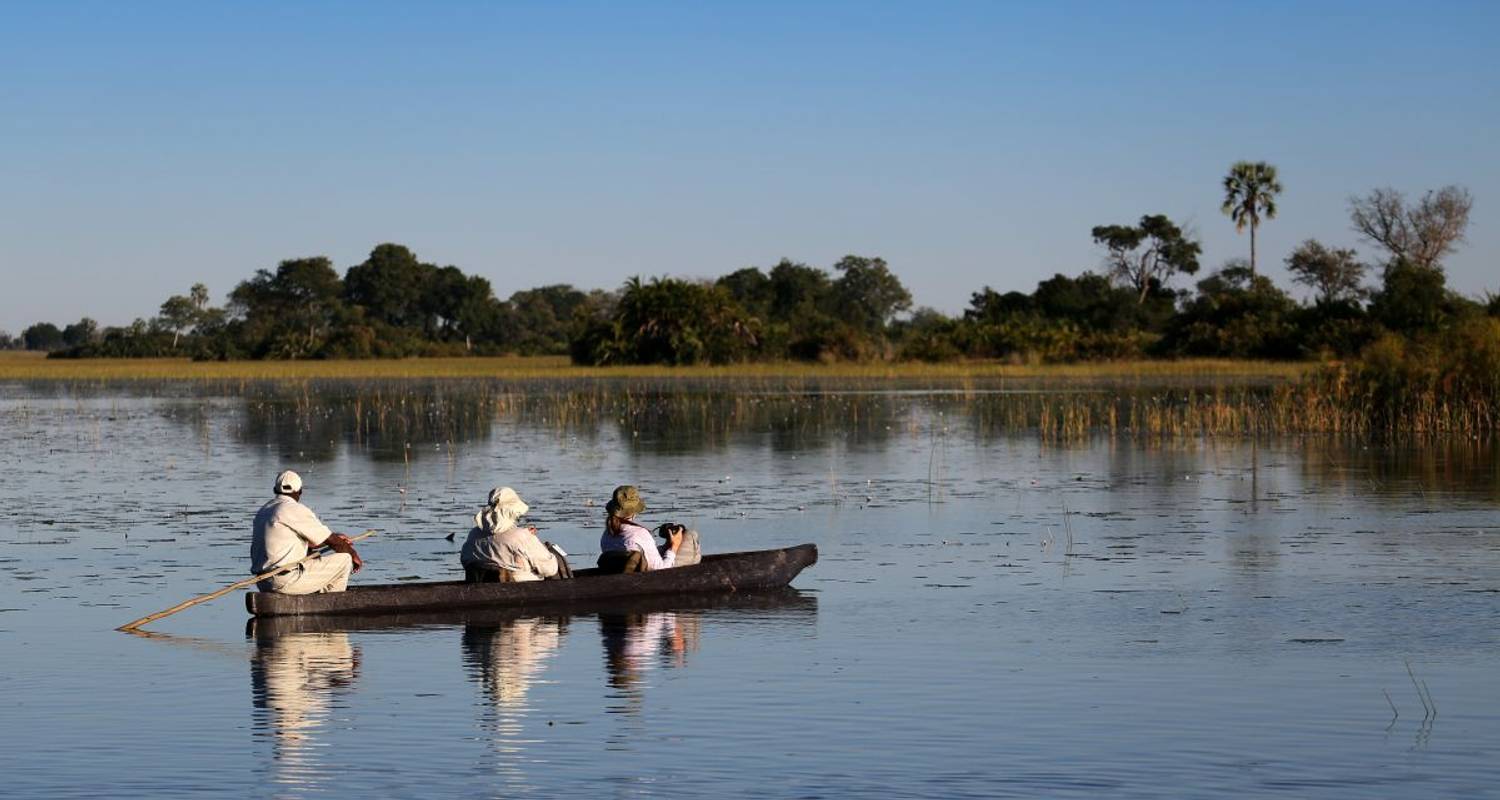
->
[246,543,817,617]
[249,587,817,636]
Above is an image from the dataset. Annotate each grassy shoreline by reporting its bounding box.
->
[0,352,1314,382]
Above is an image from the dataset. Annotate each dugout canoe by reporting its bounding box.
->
[248,586,817,636]
[245,543,818,618]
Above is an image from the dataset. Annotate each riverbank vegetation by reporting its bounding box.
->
[5,172,1485,369]
[0,351,1308,383]
[5,345,1492,439]
[2,169,1494,433]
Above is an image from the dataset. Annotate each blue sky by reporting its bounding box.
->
[2,1,1496,332]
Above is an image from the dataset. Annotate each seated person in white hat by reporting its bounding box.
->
[251,470,364,594]
[460,487,563,583]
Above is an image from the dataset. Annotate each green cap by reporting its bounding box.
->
[606,485,646,519]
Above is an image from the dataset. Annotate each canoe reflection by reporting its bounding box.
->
[244,589,817,779]
[246,587,817,636]
[248,630,361,793]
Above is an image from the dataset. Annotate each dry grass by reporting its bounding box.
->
[0,353,1313,383]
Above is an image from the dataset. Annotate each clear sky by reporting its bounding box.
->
[2,0,1497,333]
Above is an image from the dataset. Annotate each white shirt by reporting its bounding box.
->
[600,521,676,571]
[460,525,559,581]
[252,495,334,574]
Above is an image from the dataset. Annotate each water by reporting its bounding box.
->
[1,380,1498,798]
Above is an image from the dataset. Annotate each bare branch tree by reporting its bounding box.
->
[1349,185,1473,271]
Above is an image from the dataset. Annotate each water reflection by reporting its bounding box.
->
[249,629,361,794]
[600,611,699,703]
[236,382,497,462]
[463,616,568,710]
[100,379,1498,492]
[1296,437,1500,502]
[460,616,569,793]
[245,590,817,724]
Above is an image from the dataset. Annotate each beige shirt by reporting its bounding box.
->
[252,495,334,574]
[461,525,559,581]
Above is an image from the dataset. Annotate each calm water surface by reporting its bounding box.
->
[1,381,1497,798]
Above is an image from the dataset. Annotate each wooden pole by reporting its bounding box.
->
[116,531,375,632]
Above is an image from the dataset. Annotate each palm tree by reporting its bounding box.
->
[1221,161,1282,273]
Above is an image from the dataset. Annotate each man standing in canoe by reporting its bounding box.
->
[252,470,364,594]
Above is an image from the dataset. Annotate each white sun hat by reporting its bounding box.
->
[274,470,303,495]
[476,486,529,533]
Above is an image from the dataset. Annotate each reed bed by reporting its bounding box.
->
[0,353,1309,383]
[4,353,1493,440]
[139,380,1496,458]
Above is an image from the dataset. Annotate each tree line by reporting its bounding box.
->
[5,166,1493,365]
[8,244,603,360]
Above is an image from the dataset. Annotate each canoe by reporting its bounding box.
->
[248,586,817,636]
[245,543,818,618]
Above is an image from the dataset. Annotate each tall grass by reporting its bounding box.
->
[5,334,1496,439]
[0,353,1309,383]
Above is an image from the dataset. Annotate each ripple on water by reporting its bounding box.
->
[1,384,1499,797]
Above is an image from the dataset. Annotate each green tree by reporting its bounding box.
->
[767,259,831,321]
[964,287,1032,324]
[1349,186,1473,272]
[158,294,199,348]
[1031,271,1172,332]
[446,274,501,351]
[1161,261,1298,358]
[22,322,64,351]
[748,259,841,358]
[577,277,759,365]
[1221,161,1282,273]
[61,318,99,348]
[567,290,623,365]
[344,243,430,328]
[145,283,222,353]
[419,265,494,345]
[830,255,912,336]
[1285,240,1367,306]
[893,307,961,362]
[1368,259,1455,336]
[1091,215,1202,303]
[501,285,590,355]
[229,257,344,358]
[716,267,773,319]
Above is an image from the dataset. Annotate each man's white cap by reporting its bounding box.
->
[274,470,303,495]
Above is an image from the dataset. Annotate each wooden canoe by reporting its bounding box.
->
[245,543,818,618]
[248,586,817,636]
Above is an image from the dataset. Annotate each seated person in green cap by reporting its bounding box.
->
[598,485,683,572]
